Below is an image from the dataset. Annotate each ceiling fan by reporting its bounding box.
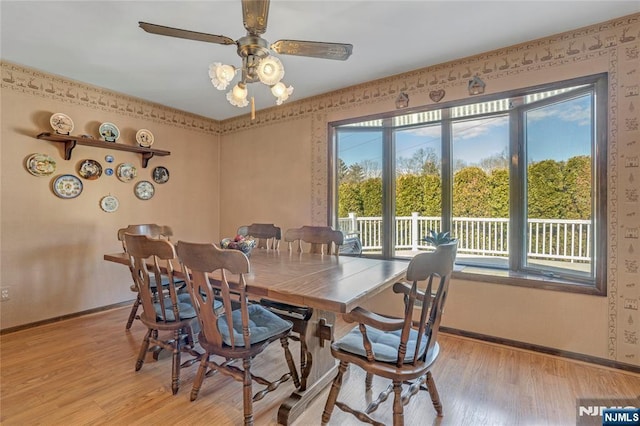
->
[139,0,353,113]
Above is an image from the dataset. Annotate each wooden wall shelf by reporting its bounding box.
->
[37,132,170,168]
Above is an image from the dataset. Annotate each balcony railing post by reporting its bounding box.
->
[411,212,419,251]
[348,212,357,233]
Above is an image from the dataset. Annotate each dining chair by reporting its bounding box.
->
[124,233,202,395]
[261,225,344,390]
[176,241,300,426]
[321,241,457,426]
[118,223,185,330]
[284,225,344,255]
[237,223,281,250]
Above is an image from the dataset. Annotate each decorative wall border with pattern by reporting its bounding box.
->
[0,62,220,136]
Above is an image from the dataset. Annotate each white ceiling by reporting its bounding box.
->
[2,1,638,121]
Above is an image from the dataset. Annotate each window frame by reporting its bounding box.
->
[330,73,607,295]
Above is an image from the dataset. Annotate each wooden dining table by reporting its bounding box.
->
[104,248,408,425]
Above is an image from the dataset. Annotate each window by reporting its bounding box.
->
[331,74,607,294]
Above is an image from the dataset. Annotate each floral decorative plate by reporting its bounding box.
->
[78,159,103,180]
[99,122,120,142]
[52,174,83,199]
[152,166,169,184]
[100,195,119,213]
[26,153,56,177]
[105,155,114,163]
[50,113,74,135]
[134,181,155,200]
[116,163,137,182]
[135,129,154,147]
[105,168,114,176]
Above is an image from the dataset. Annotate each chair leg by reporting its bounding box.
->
[242,358,254,426]
[190,354,209,401]
[425,371,443,416]
[321,360,348,425]
[126,295,141,330]
[136,329,152,371]
[392,381,404,426]
[365,372,374,392]
[171,329,181,395]
[280,337,300,389]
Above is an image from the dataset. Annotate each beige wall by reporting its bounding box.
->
[1,14,638,367]
[0,67,221,328]
[217,14,640,366]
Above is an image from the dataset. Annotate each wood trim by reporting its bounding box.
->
[440,326,640,374]
[0,300,133,335]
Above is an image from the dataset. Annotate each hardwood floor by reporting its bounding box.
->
[1,306,638,425]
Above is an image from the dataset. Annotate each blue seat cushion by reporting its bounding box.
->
[218,304,293,347]
[153,293,197,321]
[148,272,185,289]
[334,325,434,363]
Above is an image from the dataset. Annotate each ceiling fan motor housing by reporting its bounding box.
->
[237,35,270,83]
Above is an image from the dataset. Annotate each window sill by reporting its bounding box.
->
[452,265,605,296]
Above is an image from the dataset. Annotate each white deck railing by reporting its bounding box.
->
[338,213,591,263]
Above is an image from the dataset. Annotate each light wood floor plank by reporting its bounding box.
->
[1,307,638,425]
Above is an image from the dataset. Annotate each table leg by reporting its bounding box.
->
[277,309,338,425]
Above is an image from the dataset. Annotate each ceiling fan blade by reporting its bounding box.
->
[271,40,353,61]
[139,22,235,45]
[242,0,270,35]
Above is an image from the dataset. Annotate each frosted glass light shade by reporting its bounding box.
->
[227,83,249,107]
[257,56,285,86]
[209,62,236,90]
[271,82,294,105]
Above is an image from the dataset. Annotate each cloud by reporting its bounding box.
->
[451,116,509,140]
[526,102,591,126]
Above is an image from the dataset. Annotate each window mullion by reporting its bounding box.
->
[382,119,395,258]
[441,110,452,233]
[510,107,524,271]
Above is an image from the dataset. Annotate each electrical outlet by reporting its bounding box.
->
[1,287,9,301]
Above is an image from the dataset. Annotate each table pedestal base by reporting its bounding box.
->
[277,309,338,425]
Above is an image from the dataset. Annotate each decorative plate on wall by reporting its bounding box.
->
[52,174,83,199]
[134,181,155,200]
[26,153,57,177]
[105,168,114,176]
[135,129,154,147]
[100,195,119,213]
[116,163,137,182]
[77,159,103,180]
[152,166,169,184]
[49,113,74,135]
[105,155,114,163]
[99,122,120,142]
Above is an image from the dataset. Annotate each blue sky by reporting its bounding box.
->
[338,93,592,169]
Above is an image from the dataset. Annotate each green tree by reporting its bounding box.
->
[338,182,363,217]
[563,155,591,219]
[528,159,566,219]
[453,166,491,217]
[422,174,442,216]
[337,158,348,182]
[344,163,364,183]
[489,168,509,218]
[396,174,424,216]
[361,178,382,216]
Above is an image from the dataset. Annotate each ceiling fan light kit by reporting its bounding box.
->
[139,0,352,115]
[209,62,237,90]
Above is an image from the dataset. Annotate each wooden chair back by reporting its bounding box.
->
[393,241,457,367]
[237,223,281,250]
[176,241,251,349]
[117,224,173,251]
[123,233,183,326]
[284,226,344,255]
